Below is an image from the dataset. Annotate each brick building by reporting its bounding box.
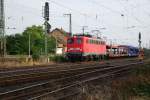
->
[50,28,70,54]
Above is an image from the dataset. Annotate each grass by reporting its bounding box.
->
[144,49,150,59]
[130,62,150,98]
[111,61,150,100]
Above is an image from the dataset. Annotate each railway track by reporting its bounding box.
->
[0,58,138,75]
[0,63,109,86]
[0,58,138,72]
[32,67,130,100]
[0,58,138,87]
[29,62,144,100]
[0,59,143,100]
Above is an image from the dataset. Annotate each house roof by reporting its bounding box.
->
[50,28,70,46]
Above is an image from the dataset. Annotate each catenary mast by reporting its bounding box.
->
[0,0,5,57]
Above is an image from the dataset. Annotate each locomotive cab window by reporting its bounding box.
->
[67,38,74,44]
[77,38,82,44]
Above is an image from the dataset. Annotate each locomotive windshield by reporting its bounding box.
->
[67,38,74,44]
[77,38,82,44]
[67,38,82,44]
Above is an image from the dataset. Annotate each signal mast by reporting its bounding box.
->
[0,0,5,57]
[43,2,51,62]
[138,32,144,60]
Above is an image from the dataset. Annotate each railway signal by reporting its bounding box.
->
[44,2,49,21]
[44,21,51,33]
[43,2,51,62]
[46,22,51,33]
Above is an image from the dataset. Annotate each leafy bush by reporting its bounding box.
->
[49,55,67,62]
[144,48,150,58]
[32,53,40,61]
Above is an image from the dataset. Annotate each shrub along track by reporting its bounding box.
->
[0,58,143,100]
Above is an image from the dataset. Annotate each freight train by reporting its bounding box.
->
[66,34,140,61]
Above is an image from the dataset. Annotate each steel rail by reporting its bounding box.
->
[0,58,138,74]
[0,63,111,86]
[29,65,135,100]
[0,58,139,78]
[0,62,143,100]
[0,64,115,98]
[0,63,83,75]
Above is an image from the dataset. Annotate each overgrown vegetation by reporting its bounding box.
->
[112,61,150,100]
[130,62,150,98]
[144,48,150,58]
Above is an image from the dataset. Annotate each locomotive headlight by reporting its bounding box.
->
[68,48,82,51]
[79,48,82,51]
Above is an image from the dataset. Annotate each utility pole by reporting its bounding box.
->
[0,0,5,57]
[28,32,31,58]
[43,2,51,62]
[21,16,24,32]
[82,26,88,35]
[64,14,72,36]
[149,40,150,49]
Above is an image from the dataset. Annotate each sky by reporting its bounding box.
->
[4,0,150,48]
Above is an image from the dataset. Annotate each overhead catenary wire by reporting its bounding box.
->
[6,1,42,17]
[117,0,150,28]
[46,0,107,33]
[87,0,124,16]
[47,0,87,16]
[5,0,150,44]
[6,0,150,29]
[6,0,127,32]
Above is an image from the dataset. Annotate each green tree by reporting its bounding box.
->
[6,34,24,54]
[6,25,56,55]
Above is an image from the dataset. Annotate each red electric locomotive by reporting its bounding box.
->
[66,35,107,61]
